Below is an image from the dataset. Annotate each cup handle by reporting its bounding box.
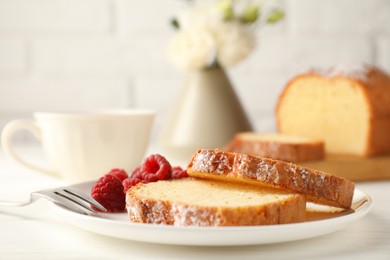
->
[1,119,57,177]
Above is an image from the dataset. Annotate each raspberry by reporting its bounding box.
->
[130,166,142,179]
[107,168,128,181]
[171,166,189,179]
[140,154,172,182]
[91,175,126,213]
[91,155,173,212]
[123,177,145,193]
[122,167,145,193]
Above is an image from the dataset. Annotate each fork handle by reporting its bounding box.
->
[1,119,56,177]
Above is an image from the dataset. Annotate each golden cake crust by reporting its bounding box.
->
[275,65,390,156]
[225,132,325,162]
[126,178,306,226]
[187,149,355,209]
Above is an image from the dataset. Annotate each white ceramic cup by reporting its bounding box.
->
[1,109,154,183]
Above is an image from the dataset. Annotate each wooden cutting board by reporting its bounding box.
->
[300,154,390,181]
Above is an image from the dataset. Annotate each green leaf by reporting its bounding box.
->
[217,0,234,21]
[266,9,284,24]
[170,18,180,29]
[241,4,260,23]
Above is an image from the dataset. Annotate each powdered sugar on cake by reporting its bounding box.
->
[191,149,232,175]
[172,204,221,226]
[306,64,373,82]
[187,149,354,208]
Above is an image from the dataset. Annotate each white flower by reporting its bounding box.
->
[167,27,217,70]
[178,4,223,31]
[167,0,283,70]
[216,22,256,67]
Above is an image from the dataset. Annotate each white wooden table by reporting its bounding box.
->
[1,146,389,259]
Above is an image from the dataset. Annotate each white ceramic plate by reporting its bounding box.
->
[49,181,372,246]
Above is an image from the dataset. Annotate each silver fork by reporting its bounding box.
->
[0,186,107,215]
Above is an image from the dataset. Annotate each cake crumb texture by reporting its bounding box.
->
[126,178,306,226]
[187,149,355,209]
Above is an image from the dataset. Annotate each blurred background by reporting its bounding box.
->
[0,0,389,146]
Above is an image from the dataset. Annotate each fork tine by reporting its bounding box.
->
[63,187,107,212]
[34,191,89,215]
[54,191,98,214]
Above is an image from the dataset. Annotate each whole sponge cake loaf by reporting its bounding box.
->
[276,65,390,157]
[126,178,306,226]
[187,149,355,209]
[226,132,324,162]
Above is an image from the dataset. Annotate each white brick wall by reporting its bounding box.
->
[377,36,390,70]
[0,0,389,145]
[289,0,390,34]
[0,0,112,33]
[32,36,174,76]
[0,78,132,111]
[115,0,184,34]
[0,39,26,74]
